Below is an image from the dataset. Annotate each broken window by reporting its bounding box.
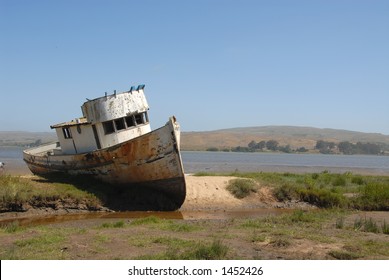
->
[62,127,72,139]
[114,118,125,131]
[103,121,115,135]
[125,116,135,128]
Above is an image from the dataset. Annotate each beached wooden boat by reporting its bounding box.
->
[23,85,186,210]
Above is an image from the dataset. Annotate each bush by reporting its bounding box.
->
[351,176,365,185]
[332,176,347,187]
[226,179,257,199]
[297,187,346,208]
[273,183,299,201]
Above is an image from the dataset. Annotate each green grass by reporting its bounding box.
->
[3,228,68,259]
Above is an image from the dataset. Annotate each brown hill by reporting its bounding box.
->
[181,126,389,151]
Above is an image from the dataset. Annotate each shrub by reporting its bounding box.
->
[226,179,257,199]
[354,182,389,210]
[351,176,365,185]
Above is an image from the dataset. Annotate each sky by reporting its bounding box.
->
[1,0,388,134]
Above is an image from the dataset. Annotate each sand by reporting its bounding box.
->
[181,175,243,210]
[181,175,284,211]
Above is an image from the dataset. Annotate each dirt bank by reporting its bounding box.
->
[181,175,311,211]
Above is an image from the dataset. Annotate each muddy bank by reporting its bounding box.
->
[0,174,314,223]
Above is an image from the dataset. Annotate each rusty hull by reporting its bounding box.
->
[23,117,186,210]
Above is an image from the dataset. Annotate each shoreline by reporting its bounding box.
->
[1,161,388,176]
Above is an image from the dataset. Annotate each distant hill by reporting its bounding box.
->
[181,126,389,151]
[2,127,389,153]
[0,131,56,147]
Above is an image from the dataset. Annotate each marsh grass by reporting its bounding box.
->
[328,250,360,260]
[335,217,345,229]
[100,220,126,229]
[188,239,229,259]
[197,171,389,210]
[138,239,229,260]
[129,216,202,232]
[226,179,257,198]
[270,237,291,248]
[382,220,389,235]
[240,210,339,231]
[354,217,380,233]
[130,216,162,226]
[1,221,23,233]
[0,174,101,211]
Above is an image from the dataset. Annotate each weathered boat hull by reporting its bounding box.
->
[23,117,186,210]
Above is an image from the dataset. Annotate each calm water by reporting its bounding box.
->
[1,147,389,175]
[182,151,389,175]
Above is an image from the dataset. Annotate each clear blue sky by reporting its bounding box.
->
[1,0,388,134]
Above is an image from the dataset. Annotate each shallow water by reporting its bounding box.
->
[0,208,294,228]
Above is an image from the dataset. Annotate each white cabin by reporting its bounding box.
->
[50,85,151,155]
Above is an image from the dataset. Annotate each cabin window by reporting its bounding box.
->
[62,127,72,139]
[103,121,115,135]
[114,118,125,131]
[125,116,135,128]
[135,114,144,125]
